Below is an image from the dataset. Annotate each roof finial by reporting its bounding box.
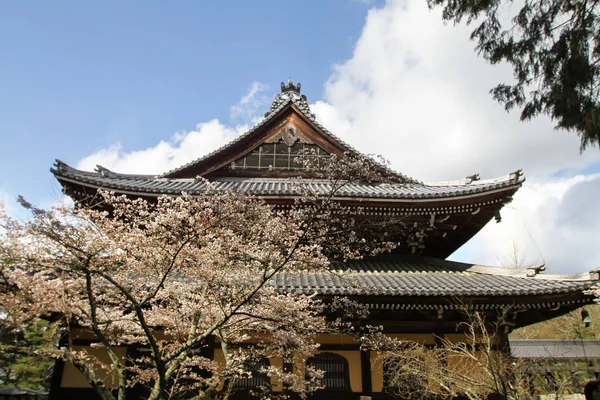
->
[266,79,307,118]
[281,78,301,94]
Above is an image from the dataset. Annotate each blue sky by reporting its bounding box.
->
[1,0,599,273]
[0,1,379,205]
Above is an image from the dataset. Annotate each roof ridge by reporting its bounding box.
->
[51,160,157,180]
[327,255,599,281]
[457,262,598,281]
[94,165,157,180]
[425,170,525,187]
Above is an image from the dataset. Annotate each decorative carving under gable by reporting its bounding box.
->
[282,126,298,146]
[265,123,314,146]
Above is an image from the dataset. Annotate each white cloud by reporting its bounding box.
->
[230,82,269,122]
[0,188,17,217]
[77,83,270,175]
[451,174,600,273]
[311,0,600,182]
[307,0,600,273]
[77,119,248,174]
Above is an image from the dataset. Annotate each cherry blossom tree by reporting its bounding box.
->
[379,309,579,400]
[0,155,396,400]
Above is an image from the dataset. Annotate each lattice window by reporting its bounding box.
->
[230,142,330,171]
[306,352,351,391]
[232,356,270,390]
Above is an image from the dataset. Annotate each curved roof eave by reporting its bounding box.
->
[52,159,524,203]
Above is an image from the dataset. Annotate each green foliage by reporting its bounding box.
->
[0,319,56,390]
[428,0,600,150]
[511,304,600,339]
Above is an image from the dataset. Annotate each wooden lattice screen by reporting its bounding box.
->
[307,352,351,391]
[232,357,270,390]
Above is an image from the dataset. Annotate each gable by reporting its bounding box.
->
[164,103,348,179]
[208,112,334,178]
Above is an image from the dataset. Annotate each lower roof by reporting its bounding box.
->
[272,255,597,308]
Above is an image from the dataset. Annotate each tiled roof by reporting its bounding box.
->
[510,339,600,359]
[271,256,597,299]
[52,81,525,200]
[52,161,523,200]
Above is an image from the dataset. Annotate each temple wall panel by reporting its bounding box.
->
[212,349,227,391]
[446,350,498,393]
[370,350,384,393]
[385,333,436,345]
[269,357,284,392]
[60,345,127,388]
[212,348,286,392]
[444,332,502,345]
[213,332,360,345]
[368,332,437,393]
[313,333,359,345]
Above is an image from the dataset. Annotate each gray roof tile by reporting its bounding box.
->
[511,339,600,359]
[52,161,524,200]
[51,83,525,200]
[271,256,597,298]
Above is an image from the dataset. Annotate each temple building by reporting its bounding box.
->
[50,80,599,399]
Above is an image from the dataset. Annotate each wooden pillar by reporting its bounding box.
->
[48,358,65,400]
[434,330,444,348]
[125,344,149,399]
[361,349,372,395]
[204,334,215,361]
[48,332,68,400]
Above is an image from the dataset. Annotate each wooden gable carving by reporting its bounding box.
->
[265,122,314,146]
